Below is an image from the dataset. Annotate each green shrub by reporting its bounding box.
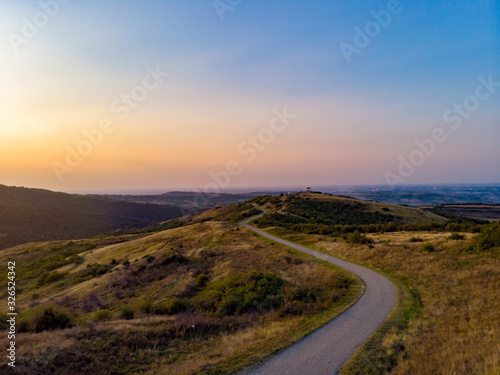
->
[72,274,94,285]
[409,237,424,242]
[20,306,74,332]
[119,305,135,320]
[17,319,30,333]
[422,243,435,252]
[153,298,189,315]
[195,273,209,288]
[197,271,286,317]
[70,255,84,265]
[466,224,500,252]
[161,254,188,266]
[37,271,68,286]
[94,309,113,322]
[275,199,394,226]
[136,299,153,314]
[88,263,111,276]
[448,233,465,240]
[70,263,111,285]
[345,231,373,245]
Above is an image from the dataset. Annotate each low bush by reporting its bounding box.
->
[94,309,113,322]
[70,255,84,265]
[153,298,189,315]
[280,199,394,225]
[161,253,189,266]
[136,299,153,314]
[35,308,73,332]
[72,263,111,284]
[19,305,74,333]
[86,263,111,276]
[195,273,209,288]
[447,233,465,240]
[467,223,500,252]
[119,305,135,320]
[37,271,68,286]
[196,271,286,317]
[422,243,435,252]
[345,231,373,245]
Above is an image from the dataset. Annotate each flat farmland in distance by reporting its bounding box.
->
[430,204,500,222]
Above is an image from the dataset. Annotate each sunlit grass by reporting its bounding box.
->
[262,228,499,375]
[0,221,362,374]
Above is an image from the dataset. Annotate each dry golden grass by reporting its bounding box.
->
[266,228,500,374]
[0,221,362,374]
[153,316,312,375]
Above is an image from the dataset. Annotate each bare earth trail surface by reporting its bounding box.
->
[240,206,398,375]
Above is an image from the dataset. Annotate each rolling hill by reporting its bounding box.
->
[0,200,361,374]
[0,185,189,250]
[251,191,448,233]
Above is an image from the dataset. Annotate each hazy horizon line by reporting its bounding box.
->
[4,182,500,196]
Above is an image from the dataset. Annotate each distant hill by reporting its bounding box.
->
[96,191,263,211]
[0,185,190,249]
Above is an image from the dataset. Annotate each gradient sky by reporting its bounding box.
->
[0,0,499,193]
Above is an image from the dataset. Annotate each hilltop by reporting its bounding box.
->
[240,193,500,375]
[250,191,447,233]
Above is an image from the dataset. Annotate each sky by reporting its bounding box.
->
[0,0,498,193]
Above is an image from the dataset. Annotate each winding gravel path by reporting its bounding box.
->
[239,206,398,375]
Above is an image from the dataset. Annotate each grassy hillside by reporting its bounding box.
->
[0,204,361,374]
[286,229,500,375]
[252,192,448,236]
[249,194,500,374]
[0,185,190,250]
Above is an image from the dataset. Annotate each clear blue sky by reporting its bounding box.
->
[0,0,498,191]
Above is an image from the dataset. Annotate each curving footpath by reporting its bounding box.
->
[240,206,398,375]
